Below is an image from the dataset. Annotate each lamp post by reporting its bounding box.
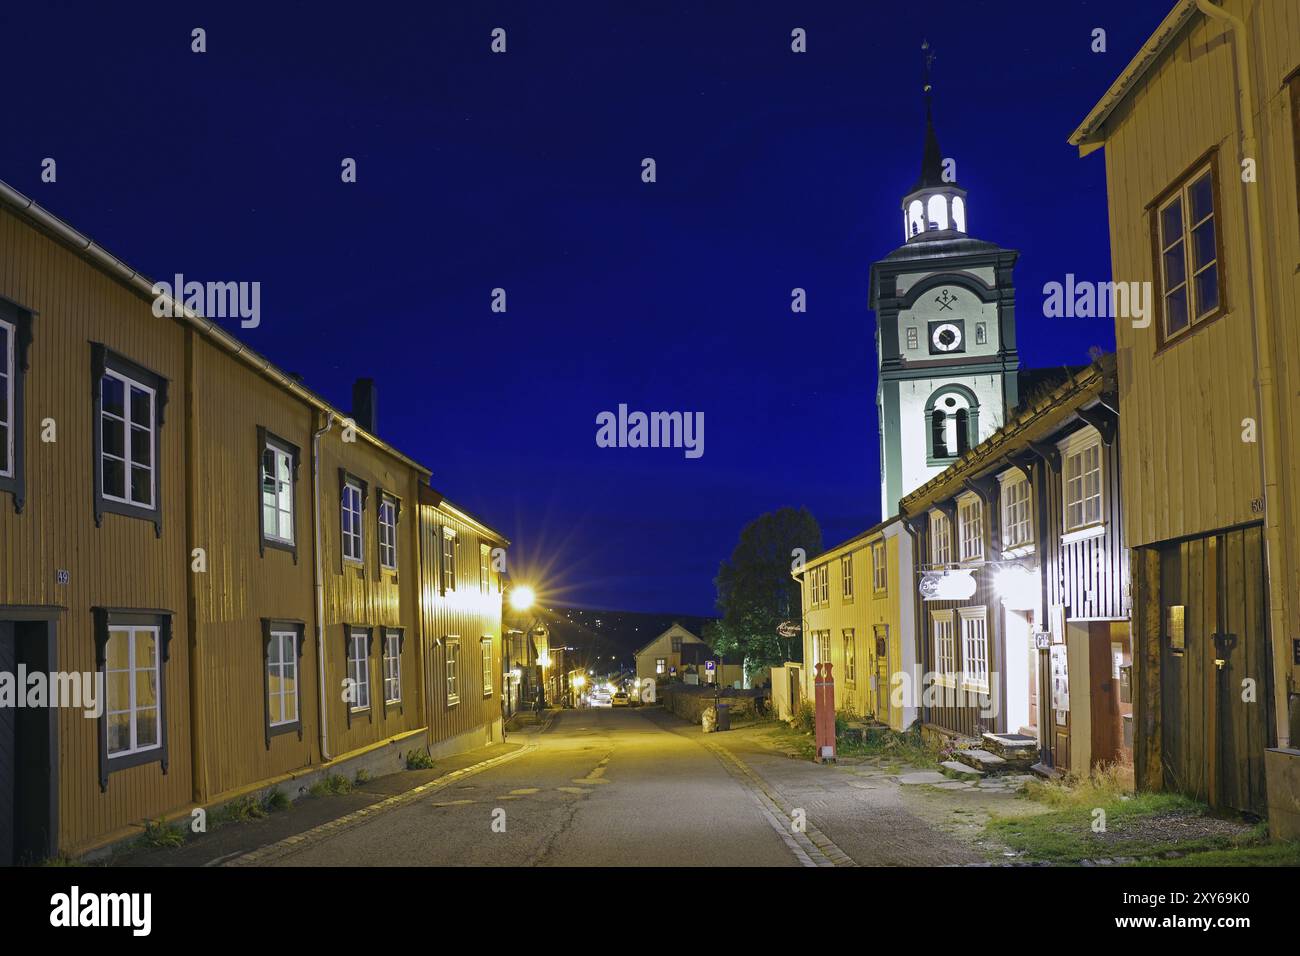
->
[506,584,541,714]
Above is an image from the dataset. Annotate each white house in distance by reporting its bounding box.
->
[633,623,743,687]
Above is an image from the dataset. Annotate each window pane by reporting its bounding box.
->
[1162,240,1186,289]
[106,671,130,711]
[1165,287,1189,335]
[131,425,151,467]
[1159,197,1183,245]
[131,465,152,504]
[107,712,131,754]
[129,387,152,427]
[0,423,8,473]
[1195,266,1219,318]
[102,457,125,499]
[277,454,291,483]
[101,376,125,418]
[102,416,124,460]
[137,669,158,708]
[1188,172,1213,223]
[135,632,157,667]
[1191,219,1216,271]
[136,709,159,748]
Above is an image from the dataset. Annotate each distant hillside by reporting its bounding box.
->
[529,606,718,675]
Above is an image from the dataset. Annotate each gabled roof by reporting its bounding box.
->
[0,177,508,545]
[1068,0,1201,153]
[632,622,702,659]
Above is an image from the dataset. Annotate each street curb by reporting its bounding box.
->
[220,742,535,867]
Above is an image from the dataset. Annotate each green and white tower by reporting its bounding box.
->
[869,42,1020,518]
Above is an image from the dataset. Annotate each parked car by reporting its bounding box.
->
[612,690,629,707]
[589,689,612,708]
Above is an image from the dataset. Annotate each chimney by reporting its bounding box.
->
[351,377,377,434]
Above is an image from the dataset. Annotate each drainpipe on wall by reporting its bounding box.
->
[1195,0,1291,748]
[312,411,335,762]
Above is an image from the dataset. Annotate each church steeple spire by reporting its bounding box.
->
[901,40,968,242]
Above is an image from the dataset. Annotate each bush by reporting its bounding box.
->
[139,817,185,849]
[217,794,268,825]
[405,750,436,770]
[791,700,815,734]
[262,788,290,813]
[309,773,353,797]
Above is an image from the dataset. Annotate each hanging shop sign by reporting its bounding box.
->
[919,568,977,601]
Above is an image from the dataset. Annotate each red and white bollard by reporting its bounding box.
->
[814,662,836,764]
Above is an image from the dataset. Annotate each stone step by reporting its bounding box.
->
[940,760,984,780]
[982,732,1039,759]
[955,748,1008,772]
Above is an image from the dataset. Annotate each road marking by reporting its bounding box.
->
[508,788,540,795]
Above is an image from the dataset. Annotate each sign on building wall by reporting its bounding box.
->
[919,569,976,601]
[1050,643,1069,724]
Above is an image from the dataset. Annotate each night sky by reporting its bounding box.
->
[4,1,1172,615]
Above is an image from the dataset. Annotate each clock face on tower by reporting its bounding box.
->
[928,319,965,355]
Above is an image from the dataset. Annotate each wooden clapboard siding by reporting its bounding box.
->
[0,205,194,853]
[187,333,317,800]
[319,431,425,759]
[1043,429,1129,621]
[419,501,504,746]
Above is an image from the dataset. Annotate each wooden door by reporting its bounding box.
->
[874,625,890,726]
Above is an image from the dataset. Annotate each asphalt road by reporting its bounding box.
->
[271,706,802,867]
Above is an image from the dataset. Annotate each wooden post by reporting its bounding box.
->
[815,662,836,763]
[1132,547,1163,792]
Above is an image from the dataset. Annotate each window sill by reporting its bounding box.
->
[269,720,301,739]
[447,698,460,707]
[1001,543,1036,559]
[932,676,957,689]
[349,706,371,715]
[1061,524,1106,545]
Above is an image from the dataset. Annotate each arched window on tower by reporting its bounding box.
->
[907,200,925,238]
[951,195,966,233]
[926,385,980,464]
[927,194,949,231]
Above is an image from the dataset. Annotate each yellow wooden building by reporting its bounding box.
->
[795,519,918,731]
[0,180,508,861]
[1069,0,1299,826]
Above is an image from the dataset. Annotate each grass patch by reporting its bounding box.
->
[1143,839,1300,867]
[309,773,354,797]
[405,750,436,770]
[354,769,372,785]
[215,793,269,826]
[988,790,1256,863]
[262,787,291,813]
[838,726,939,769]
[1020,762,1134,808]
[138,816,185,849]
[39,855,86,867]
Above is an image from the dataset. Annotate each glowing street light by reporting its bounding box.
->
[509,585,536,612]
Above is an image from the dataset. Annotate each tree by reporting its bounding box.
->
[709,506,822,673]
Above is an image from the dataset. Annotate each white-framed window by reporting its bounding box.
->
[481,638,493,696]
[267,629,299,727]
[930,510,952,566]
[382,629,402,704]
[1156,161,1220,342]
[105,625,162,757]
[446,636,461,704]
[841,554,854,600]
[442,528,458,592]
[872,540,887,593]
[842,629,856,685]
[262,440,294,545]
[479,544,492,593]
[959,607,989,690]
[655,657,666,675]
[0,317,12,478]
[348,629,370,711]
[932,611,955,687]
[100,367,156,508]
[1062,431,1104,535]
[958,494,984,562]
[999,469,1033,553]
[342,480,364,563]
[810,564,828,606]
[814,630,831,668]
[378,496,397,569]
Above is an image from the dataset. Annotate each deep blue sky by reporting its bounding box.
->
[4,1,1170,615]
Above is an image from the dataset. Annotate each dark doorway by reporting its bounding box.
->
[0,618,58,866]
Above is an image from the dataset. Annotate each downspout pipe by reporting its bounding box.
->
[1195,0,1291,747]
[313,411,336,762]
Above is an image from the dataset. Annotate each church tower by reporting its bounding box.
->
[869,41,1020,518]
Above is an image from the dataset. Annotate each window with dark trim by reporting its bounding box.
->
[478,542,491,593]
[441,527,458,593]
[445,636,461,704]
[261,619,304,747]
[258,428,300,561]
[339,470,368,566]
[377,491,399,571]
[0,297,34,513]
[1151,152,1225,347]
[92,344,169,536]
[382,628,403,710]
[481,637,493,697]
[93,607,173,791]
[344,626,373,726]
